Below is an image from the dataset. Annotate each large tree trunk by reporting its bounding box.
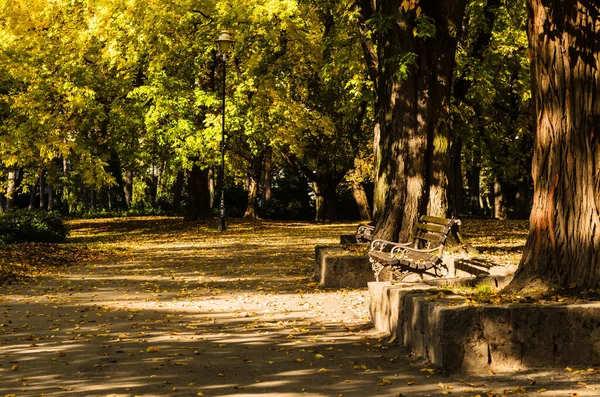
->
[372,0,467,241]
[187,165,211,220]
[508,0,600,291]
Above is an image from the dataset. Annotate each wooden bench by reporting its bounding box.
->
[368,216,460,282]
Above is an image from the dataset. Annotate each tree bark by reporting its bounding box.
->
[508,0,600,291]
[493,176,508,220]
[448,132,463,216]
[29,185,36,210]
[124,170,133,209]
[6,170,16,210]
[208,167,215,208]
[39,168,46,209]
[352,182,372,221]
[373,0,467,241]
[107,149,127,211]
[244,152,264,219]
[48,184,54,211]
[263,146,272,203]
[515,177,529,220]
[173,171,184,211]
[313,180,338,222]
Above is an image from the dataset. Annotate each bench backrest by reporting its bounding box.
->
[412,216,456,250]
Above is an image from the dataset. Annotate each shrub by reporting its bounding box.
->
[0,210,68,244]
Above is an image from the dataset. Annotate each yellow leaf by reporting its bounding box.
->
[315,354,324,359]
[146,346,160,353]
[197,393,204,396]
[377,378,392,386]
[11,364,19,371]
[537,388,548,393]
[294,358,304,363]
[318,368,331,372]
[407,380,418,385]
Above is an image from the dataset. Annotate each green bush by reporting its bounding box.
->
[0,210,68,244]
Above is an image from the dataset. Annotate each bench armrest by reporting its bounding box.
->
[391,244,441,256]
[370,239,412,252]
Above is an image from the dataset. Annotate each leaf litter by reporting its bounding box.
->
[0,217,599,396]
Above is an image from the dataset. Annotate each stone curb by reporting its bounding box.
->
[369,281,600,373]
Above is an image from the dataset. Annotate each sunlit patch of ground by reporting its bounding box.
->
[460,219,529,266]
[2,216,600,396]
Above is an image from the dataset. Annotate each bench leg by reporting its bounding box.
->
[370,260,385,282]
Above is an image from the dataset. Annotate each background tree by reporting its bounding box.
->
[367,0,468,241]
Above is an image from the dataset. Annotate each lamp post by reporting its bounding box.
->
[215,30,234,232]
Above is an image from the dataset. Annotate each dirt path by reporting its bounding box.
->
[1,217,599,397]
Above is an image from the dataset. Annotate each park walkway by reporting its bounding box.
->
[1,217,599,396]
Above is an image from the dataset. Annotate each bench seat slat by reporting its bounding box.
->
[415,222,448,234]
[419,215,454,227]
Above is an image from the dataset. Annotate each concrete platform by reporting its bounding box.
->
[314,246,374,288]
[369,281,600,373]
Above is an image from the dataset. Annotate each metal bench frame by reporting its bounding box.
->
[368,216,460,282]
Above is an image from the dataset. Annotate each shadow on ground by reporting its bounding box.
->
[1,217,598,396]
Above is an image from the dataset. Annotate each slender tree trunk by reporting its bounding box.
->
[29,185,36,210]
[263,146,272,202]
[352,182,372,221]
[146,166,158,206]
[124,170,133,209]
[48,184,54,211]
[467,165,482,214]
[515,177,529,220]
[244,177,259,218]
[373,0,467,241]
[90,188,95,209]
[173,171,184,211]
[39,168,46,209]
[6,171,16,210]
[187,165,211,220]
[493,176,507,220]
[508,0,600,291]
[244,153,264,219]
[448,132,463,216]
[108,149,127,210]
[313,180,338,222]
[208,167,215,208]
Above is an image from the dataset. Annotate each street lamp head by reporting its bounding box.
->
[216,30,235,55]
